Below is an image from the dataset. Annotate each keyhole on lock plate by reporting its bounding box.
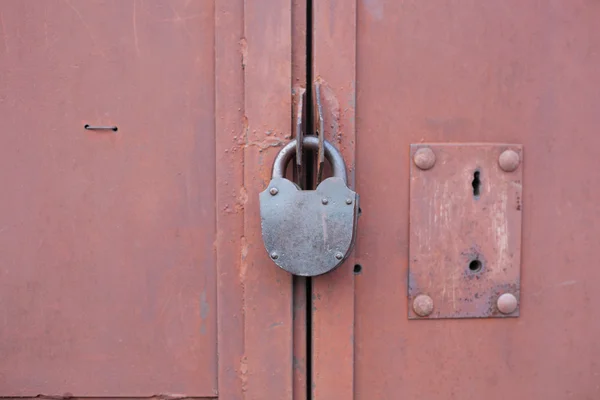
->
[472,170,481,197]
[469,259,483,272]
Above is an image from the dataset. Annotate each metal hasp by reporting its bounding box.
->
[260,136,359,276]
[408,143,523,319]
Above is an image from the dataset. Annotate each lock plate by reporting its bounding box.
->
[260,176,358,276]
[409,143,523,319]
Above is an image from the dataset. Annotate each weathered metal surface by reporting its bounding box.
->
[293,87,306,187]
[354,1,600,398]
[261,137,358,276]
[270,137,347,182]
[311,0,357,398]
[1,0,297,398]
[241,0,294,399]
[408,143,523,319]
[0,1,217,396]
[314,81,326,183]
[217,1,298,399]
[214,0,246,399]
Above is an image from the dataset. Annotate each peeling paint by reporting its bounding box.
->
[239,37,247,69]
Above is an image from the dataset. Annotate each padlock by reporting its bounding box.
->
[259,136,359,276]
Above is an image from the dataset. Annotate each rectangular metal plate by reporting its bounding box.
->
[409,143,523,319]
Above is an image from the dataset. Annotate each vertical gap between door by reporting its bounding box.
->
[305,0,314,399]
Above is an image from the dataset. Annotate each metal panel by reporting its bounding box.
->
[0,0,216,396]
[214,1,246,399]
[216,0,297,399]
[353,0,600,399]
[242,1,295,399]
[1,0,299,398]
[409,144,523,319]
[311,1,357,399]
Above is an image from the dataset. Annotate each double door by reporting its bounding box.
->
[1,1,599,399]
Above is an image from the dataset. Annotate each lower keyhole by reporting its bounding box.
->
[469,259,482,272]
[472,170,481,197]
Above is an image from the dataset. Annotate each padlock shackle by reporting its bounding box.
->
[272,136,347,183]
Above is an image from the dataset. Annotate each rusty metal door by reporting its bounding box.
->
[308,0,600,399]
[0,1,303,399]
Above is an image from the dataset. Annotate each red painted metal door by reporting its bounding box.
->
[310,0,600,399]
[5,1,599,399]
[0,1,302,399]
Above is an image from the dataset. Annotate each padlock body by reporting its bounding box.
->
[259,177,359,276]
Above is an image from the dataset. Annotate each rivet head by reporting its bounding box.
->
[413,294,434,317]
[499,149,520,172]
[322,198,329,205]
[413,147,436,170]
[497,293,518,314]
[346,198,353,205]
[335,252,344,260]
[269,187,279,196]
[270,252,279,260]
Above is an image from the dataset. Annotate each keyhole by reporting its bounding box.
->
[472,170,481,197]
[469,259,482,272]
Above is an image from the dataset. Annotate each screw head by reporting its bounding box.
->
[413,147,436,170]
[345,198,353,205]
[269,187,279,196]
[413,294,434,317]
[497,293,518,314]
[270,252,279,260]
[335,252,344,260]
[322,198,329,205]
[499,149,520,172]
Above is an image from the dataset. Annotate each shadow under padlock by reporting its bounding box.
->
[260,136,359,277]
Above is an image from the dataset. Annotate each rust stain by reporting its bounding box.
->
[240,236,248,282]
[239,37,248,69]
[245,135,288,151]
[236,185,248,212]
[315,77,342,143]
[239,355,248,393]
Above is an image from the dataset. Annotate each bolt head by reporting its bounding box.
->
[270,252,279,260]
[499,149,520,172]
[413,294,434,317]
[269,187,279,196]
[497,293,518,314]
[413,147,436,170]
[322,198,329,205]
[345,198,353,205]
[335,252,344,260]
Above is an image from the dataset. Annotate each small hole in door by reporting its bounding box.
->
[353,264,362,274]
[472,170,481,197]
[469,259,482,272]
